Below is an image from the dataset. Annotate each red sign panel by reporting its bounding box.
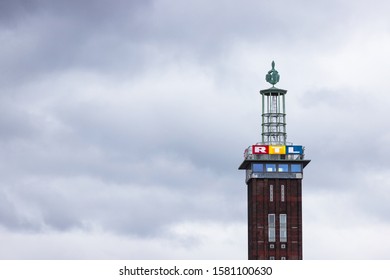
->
[252,145,269,154]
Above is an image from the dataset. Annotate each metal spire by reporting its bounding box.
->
[261,61,286,145]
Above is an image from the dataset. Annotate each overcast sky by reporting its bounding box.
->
[1,0,390,260]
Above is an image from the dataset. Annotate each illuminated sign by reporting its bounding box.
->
[252,145,303,155]
[269,145,286,154]
[286,145,303,154]
[252,145,268,154]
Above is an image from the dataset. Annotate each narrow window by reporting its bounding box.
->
[281,185,285,202]
[280,214,287,242]
[268,214,276,242]
[270,185,274,202]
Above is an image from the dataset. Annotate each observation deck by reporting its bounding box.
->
[239,144,310,183]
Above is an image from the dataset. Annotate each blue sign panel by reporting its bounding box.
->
[286,145,303,155]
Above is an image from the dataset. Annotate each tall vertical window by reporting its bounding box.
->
[268,214,276,242]
[280,214,287,242]
[269,185,274,202]
[281,185,285,202]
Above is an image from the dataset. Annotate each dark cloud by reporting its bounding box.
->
[0,0,153,88]
[0,0,37,25]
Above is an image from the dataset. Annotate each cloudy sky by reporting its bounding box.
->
[1,0,390,260]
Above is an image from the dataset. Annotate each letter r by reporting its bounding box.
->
[256,147,266,153]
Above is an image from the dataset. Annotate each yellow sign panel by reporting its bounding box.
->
[269,145,286,154]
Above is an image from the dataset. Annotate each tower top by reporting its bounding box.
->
[266,61,280,87]
[239,61,310,171]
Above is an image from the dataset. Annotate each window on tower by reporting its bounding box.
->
[281,185,285,202]
[291,164,302,172]
[268,214,276,242]
[270,185,274,202]
[278,164,288,172]
[265,164,276,172]
[280,214,287,242]
[252,163,263,172]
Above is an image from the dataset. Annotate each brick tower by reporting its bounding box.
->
[239,62,310,260]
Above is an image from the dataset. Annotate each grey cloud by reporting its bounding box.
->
[0,0,357,87]
[0,0,153,88]
[2,171,245,237]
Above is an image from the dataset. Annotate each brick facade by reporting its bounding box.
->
[247,178,302,260]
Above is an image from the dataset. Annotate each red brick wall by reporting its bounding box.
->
[247,178,302,260]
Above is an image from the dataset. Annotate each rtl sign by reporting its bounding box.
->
[252,145,303,155]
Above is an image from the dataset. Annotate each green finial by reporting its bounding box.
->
[266,60,280,86]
